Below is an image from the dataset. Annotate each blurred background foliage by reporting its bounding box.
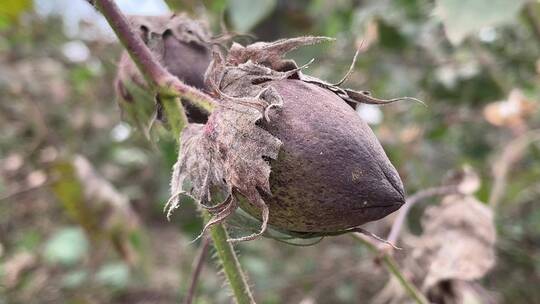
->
[0,0,539,303]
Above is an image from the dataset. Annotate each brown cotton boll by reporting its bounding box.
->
[168,38,408,242]
[249,79,405,233]
[114,13,212,123]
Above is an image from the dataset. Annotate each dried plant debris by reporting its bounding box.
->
[225,37,425,109]
[169,37,419,242]
[417,194,496,292]
[376,194,496,304]
[115,13,214,124]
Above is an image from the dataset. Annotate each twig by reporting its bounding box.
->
[184,237,211,304]
[0,181,51,201]
[523,2,540,47]
[88,1,254,303]
[489,129,540,208]
[386,185,459,244]
[351,233,429,304]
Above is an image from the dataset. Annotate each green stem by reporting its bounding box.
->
[161,96,188,136]
[351,234,429,304]
[205,212,255,304]
[91,1,254,303]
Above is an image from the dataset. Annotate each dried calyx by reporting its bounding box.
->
[169,36,416,242]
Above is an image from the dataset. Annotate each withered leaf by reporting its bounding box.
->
[374,193,496,304]
[416,194,496,291]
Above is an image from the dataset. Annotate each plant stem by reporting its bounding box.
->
[386,185,459,245]
[351,233,429,304]
[489,129,540,208]
[90,1,254,303]
[184,237,211,304]
[205,212,255,304]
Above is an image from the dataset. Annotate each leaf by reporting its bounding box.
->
[96,262,130,289]
[0,0,32,28]
[50,156,144,265]
[416,194,496,291]
[377,194,497,303]
[44,227,89,266]
[433,0,528,45]
[228,0,276,32]
[60,270,88,289]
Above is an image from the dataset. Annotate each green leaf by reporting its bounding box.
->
[228,0,276,32]
[433,0,528,45]
[44,227,89,266]
[0,0,32,19]
[61,270,88,289]
[96,262,130,289]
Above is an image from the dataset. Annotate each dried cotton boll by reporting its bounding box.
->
[115,13,213,124]
[168,37,412,242]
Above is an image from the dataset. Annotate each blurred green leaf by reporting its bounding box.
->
[96,262,130,289]
[434,0,528,45]
[228,0,276,32]
[61,270,88,289]
[16,230,41,251]
[0,0,32,29]
[44,227,89,266]
[51,162,100,237]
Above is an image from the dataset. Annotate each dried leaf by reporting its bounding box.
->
[375,194,496,304]
[416,194,496,291]
[2,251,36,289]
[483,89,537,130]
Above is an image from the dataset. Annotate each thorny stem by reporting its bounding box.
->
[386,185,459,245]
[204,212,255,304]
[351,233,429,304]
[184,237,210,304]
[90,1,254,303]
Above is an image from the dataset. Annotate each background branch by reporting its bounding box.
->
[351,233,429,304]
[489,129,540,208]
[386,185,460,245]
[184,237,211,304]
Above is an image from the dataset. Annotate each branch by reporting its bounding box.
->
[184,237,211,304]
[351,233,429,304]
[523,2,540,47]
[489,129,540,208]
[386,185,459,245]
